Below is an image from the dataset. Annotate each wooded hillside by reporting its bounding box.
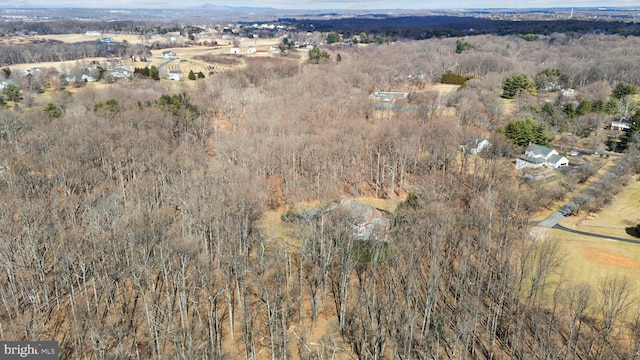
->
[1,33,640,359]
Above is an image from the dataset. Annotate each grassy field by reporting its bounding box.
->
[546,180,640,299]
[530,154,620,222]
[37,33,175,45]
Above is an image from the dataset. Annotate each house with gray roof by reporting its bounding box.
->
[161,50,177,58]
[516,143,568,170]
[461,135,490,155]
[110,68,131,79]
[611,118,632,131]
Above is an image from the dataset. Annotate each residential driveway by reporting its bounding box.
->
[536,211,566,228]
[535,154,629,229]
[157,58,176,72]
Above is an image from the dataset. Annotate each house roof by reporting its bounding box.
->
[526,143,554,157]
[518,154,546,164]
[548,154,567,165]
[371,91,409,102]
[612,118,631,124]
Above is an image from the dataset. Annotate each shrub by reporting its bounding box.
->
[441,72,473,85]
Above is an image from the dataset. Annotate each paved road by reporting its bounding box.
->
[157,58,176,72]
[535,211,566,228]
[532,153,640,244]
[553,224,640,245]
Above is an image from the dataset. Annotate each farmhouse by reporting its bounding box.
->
[166,70,184,81]
[161,50,177,58]
[516,143,568,169]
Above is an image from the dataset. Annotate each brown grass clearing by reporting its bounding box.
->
[576,180,640,230]
[547,179,640,303]
[583,247,640,268]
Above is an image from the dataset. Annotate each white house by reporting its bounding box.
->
[611,118,632,131]
[161,50,177,58]
[0,80,15,90]
[166,70,183,81]
[110,68,131,79]
[25,67,41,75]
[516,144,569,170]
[461,136,491,155]
[370,90,410,102]
[81,74,97,82]
[230,47,241,54]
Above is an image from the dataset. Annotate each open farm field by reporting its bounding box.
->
[548,181,640,298]
[37,33,176,45]
[2,37,281,81]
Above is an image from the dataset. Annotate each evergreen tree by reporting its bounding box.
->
[43,103,63,120]
[620,111,640,150]
[308,47,329,63]
[3,84,20,101]
[499,118,553,147]
[564,102,576,120]
[455,39,471,53]
[326,32,341,44]
[502,74,536,99]
[612,82,636,100]
[150,65,160,81]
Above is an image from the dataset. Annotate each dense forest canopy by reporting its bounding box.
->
[0,24,640,359]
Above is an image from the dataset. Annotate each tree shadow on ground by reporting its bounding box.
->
[625,227,640,238]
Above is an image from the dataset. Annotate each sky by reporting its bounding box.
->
[2,0,638,9]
